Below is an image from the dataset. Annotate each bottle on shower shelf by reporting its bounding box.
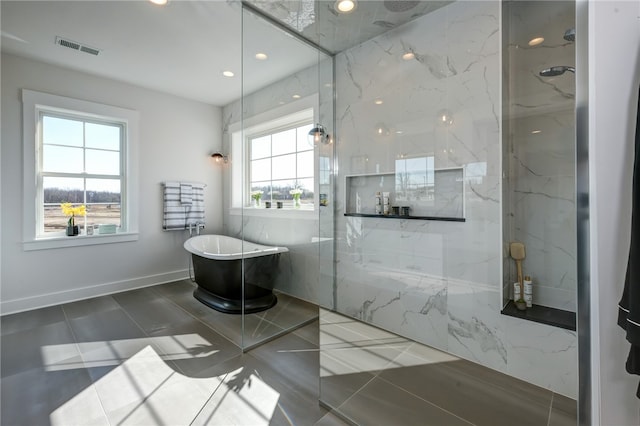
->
[523,276,533,308]
[375,192,382,215]
[383,191,390,215]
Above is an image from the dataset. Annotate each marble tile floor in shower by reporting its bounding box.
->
[1,279,577,425]
[319,309,577,426]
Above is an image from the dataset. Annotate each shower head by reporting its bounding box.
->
[563,28,576,42]
[539,66,575,77]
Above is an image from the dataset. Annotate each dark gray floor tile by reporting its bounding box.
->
[92,345,223,426]
[378,361,552,426]
[293,319,320,346]
[1,366,107,426]
[112,285,165,303]
[66,307,154,377]
[549,393,577,426]
[67,306,145,342]
[193,351,327,426]
[443,357,555,407]
[62,295,120,319]
[248,329,320,401]
[113,289,195,334]
[258,292,319,330]
[195,306,286,348]
[1,305,66,336]
[148,318,241,376]
[155,281,316,349]
[153,279,197,299]
[320,372,376,411]
[242,316,288,348]
[314,411,353,426]
[335,377,473,426]
[1,321,81,377]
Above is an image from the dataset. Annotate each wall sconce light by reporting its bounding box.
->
[437,109,454,126]
[375,122,390,136]
[308,124,330,146]
[210,152,228,163]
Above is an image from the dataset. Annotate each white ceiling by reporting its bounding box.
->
[1,0,321,106]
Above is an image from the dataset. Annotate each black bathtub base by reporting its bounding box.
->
[194,287,277,314]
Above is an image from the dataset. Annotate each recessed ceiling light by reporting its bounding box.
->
[255,53,268,60]
[374,99,383,105]
[222,71,234,77]
[528,37,545,46]
[292,94,301,99]
[148,0,168,5]
[402,52,415,61]
[531,130,542,134]
[335,0,356,13]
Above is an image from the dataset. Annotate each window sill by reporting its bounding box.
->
[229,207,317,220]
[23,232,139,251]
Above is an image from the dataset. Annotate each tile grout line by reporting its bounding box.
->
[243,315,320,353]
[547,392,555,426]
[85,289,242,425]
[188,371,231,426]
[154,282,244,349]
[376,375,477,426]
[111,288,227,378]
[60,303,112,426]
[158,280,316,351]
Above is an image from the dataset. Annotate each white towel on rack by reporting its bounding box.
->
[180,183,193,206]
[186,184,205,225]
[163,182,187,230]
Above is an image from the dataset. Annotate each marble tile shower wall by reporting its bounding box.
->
[333,1,576,398]
[503,1,577,311]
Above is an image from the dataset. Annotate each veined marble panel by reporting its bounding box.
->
[505,316,577,399]
[446,279,507,372]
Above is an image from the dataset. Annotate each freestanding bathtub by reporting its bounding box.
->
[183,234,289,314]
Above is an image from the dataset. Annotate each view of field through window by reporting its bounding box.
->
[41,114,123,234]
[249,123,314,207]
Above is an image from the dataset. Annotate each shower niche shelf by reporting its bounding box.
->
[344,212,465,221]
[501,301,576,331]
[344,169,465,221]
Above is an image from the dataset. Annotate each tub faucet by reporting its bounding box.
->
[188,223,194,237]
[196,222,205,235]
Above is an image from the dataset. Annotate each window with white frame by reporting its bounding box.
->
[39,112,125,236]
[22,89,138,249]
[249,121,314,208]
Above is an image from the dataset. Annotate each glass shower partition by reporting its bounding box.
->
[238,4,335,350]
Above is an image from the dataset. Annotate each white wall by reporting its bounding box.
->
[590,1,640,424]
[1,53,224,314]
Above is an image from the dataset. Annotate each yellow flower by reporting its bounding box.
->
[60,202,73,216]
[60,203,87,227]
[73,205,87,217]
[60,203,86,217]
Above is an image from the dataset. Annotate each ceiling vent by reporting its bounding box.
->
[55,36,101,56]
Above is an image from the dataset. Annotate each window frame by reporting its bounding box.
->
[229,98,318,217]
[22,89,139,250]
[247,119,315,209]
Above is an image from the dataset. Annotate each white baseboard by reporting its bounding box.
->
[0,269,190,315]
